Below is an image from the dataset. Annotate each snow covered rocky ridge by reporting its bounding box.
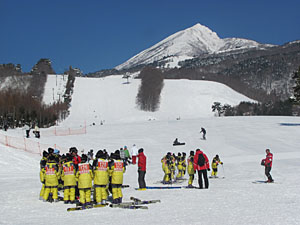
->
[115,23,273,70]
[1,75,300,225]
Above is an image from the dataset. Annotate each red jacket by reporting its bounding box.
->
[193,150,210,171]
[137,152,146,171]
[73,155,81,165]
[264,152,273,167]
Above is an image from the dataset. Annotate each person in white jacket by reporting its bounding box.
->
[131,144,139,165]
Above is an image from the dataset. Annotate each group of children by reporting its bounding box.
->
[39,147,128,209]
[161,151,223,187]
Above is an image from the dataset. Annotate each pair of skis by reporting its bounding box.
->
[67,196,160,211]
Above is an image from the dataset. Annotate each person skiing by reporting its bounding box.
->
[187,151,196,187]
[200,127,206,140]
[261,149,274,183]
[182,152,187,175]
[211,155,223,177]
[42,155,60,202]
[61,154,77,204]
[76,154,93,208]
[93,150,109,205]
[137,148,146,190]
[193,149,210,189]
[131,144,138,165]
[110,150,125,203]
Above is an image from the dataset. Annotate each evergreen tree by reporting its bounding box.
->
[292,66,300,103]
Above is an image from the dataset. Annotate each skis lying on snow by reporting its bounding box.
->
[252,180,275,184]
[67,203,108,211]
[209,176,225,179]
[110,204,148,209]
[130,196,161,204]
[136,186,182,190]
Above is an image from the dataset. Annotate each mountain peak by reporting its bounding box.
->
[115,23,266,70]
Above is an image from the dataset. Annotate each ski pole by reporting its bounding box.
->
[222,164,225,178]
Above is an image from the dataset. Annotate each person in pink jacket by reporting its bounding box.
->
[193,149,210,189]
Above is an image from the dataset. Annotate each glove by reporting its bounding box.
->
[207,168,210,171]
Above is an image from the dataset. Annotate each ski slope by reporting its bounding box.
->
[1,75,300,225]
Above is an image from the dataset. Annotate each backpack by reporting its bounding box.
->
[198,153,205,167]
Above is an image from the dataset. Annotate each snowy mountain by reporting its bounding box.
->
[115,23,272,70]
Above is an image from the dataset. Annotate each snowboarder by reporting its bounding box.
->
[200,127,206,140]
[193,149,210,189]
[211,155,223,177]
[93,150,109,205]
[61,154,77,204]
[137,148,146,190]
[187,151,195,187]
[173,138,185,146]
[110,150,125,203]
[261,149,274,183]
[76,154,93,208]
[33,125,40,138]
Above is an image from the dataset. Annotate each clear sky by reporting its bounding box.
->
[0,0,299,74]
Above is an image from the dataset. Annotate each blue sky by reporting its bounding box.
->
[0,0,299,74]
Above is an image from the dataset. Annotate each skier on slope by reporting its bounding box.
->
[211,155,223,178]
[161,152,174,184]
[187,151,196,188]
[182,152,187,175]
[93,150,109,205]
[76,154,93,208]
[200,127,206,140]
[61,153,77,204]
[193,149,210,189]
[261,149,274,183]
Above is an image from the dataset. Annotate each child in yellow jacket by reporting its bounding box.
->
[43,155,60,202]
[76,154,93,208]
[93,150,109,205]
[61,154,77,204]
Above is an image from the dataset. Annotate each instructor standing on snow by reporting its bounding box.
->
[193,149,210,189]
[137,148,146,189]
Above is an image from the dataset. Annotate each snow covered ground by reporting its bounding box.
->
[1,75,300,225]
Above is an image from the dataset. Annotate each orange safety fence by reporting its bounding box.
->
[0,132,71,155]
[41,125,86,137]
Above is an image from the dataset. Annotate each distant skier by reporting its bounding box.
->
[200,127,206,140]
[33,125,40,138]
[261,149,274,183]
[193,149,210,189]
[24,123,31,138]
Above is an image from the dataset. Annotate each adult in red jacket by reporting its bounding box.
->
[262,149,274,183]
[193,149,210,189]
[137,148,146,189]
